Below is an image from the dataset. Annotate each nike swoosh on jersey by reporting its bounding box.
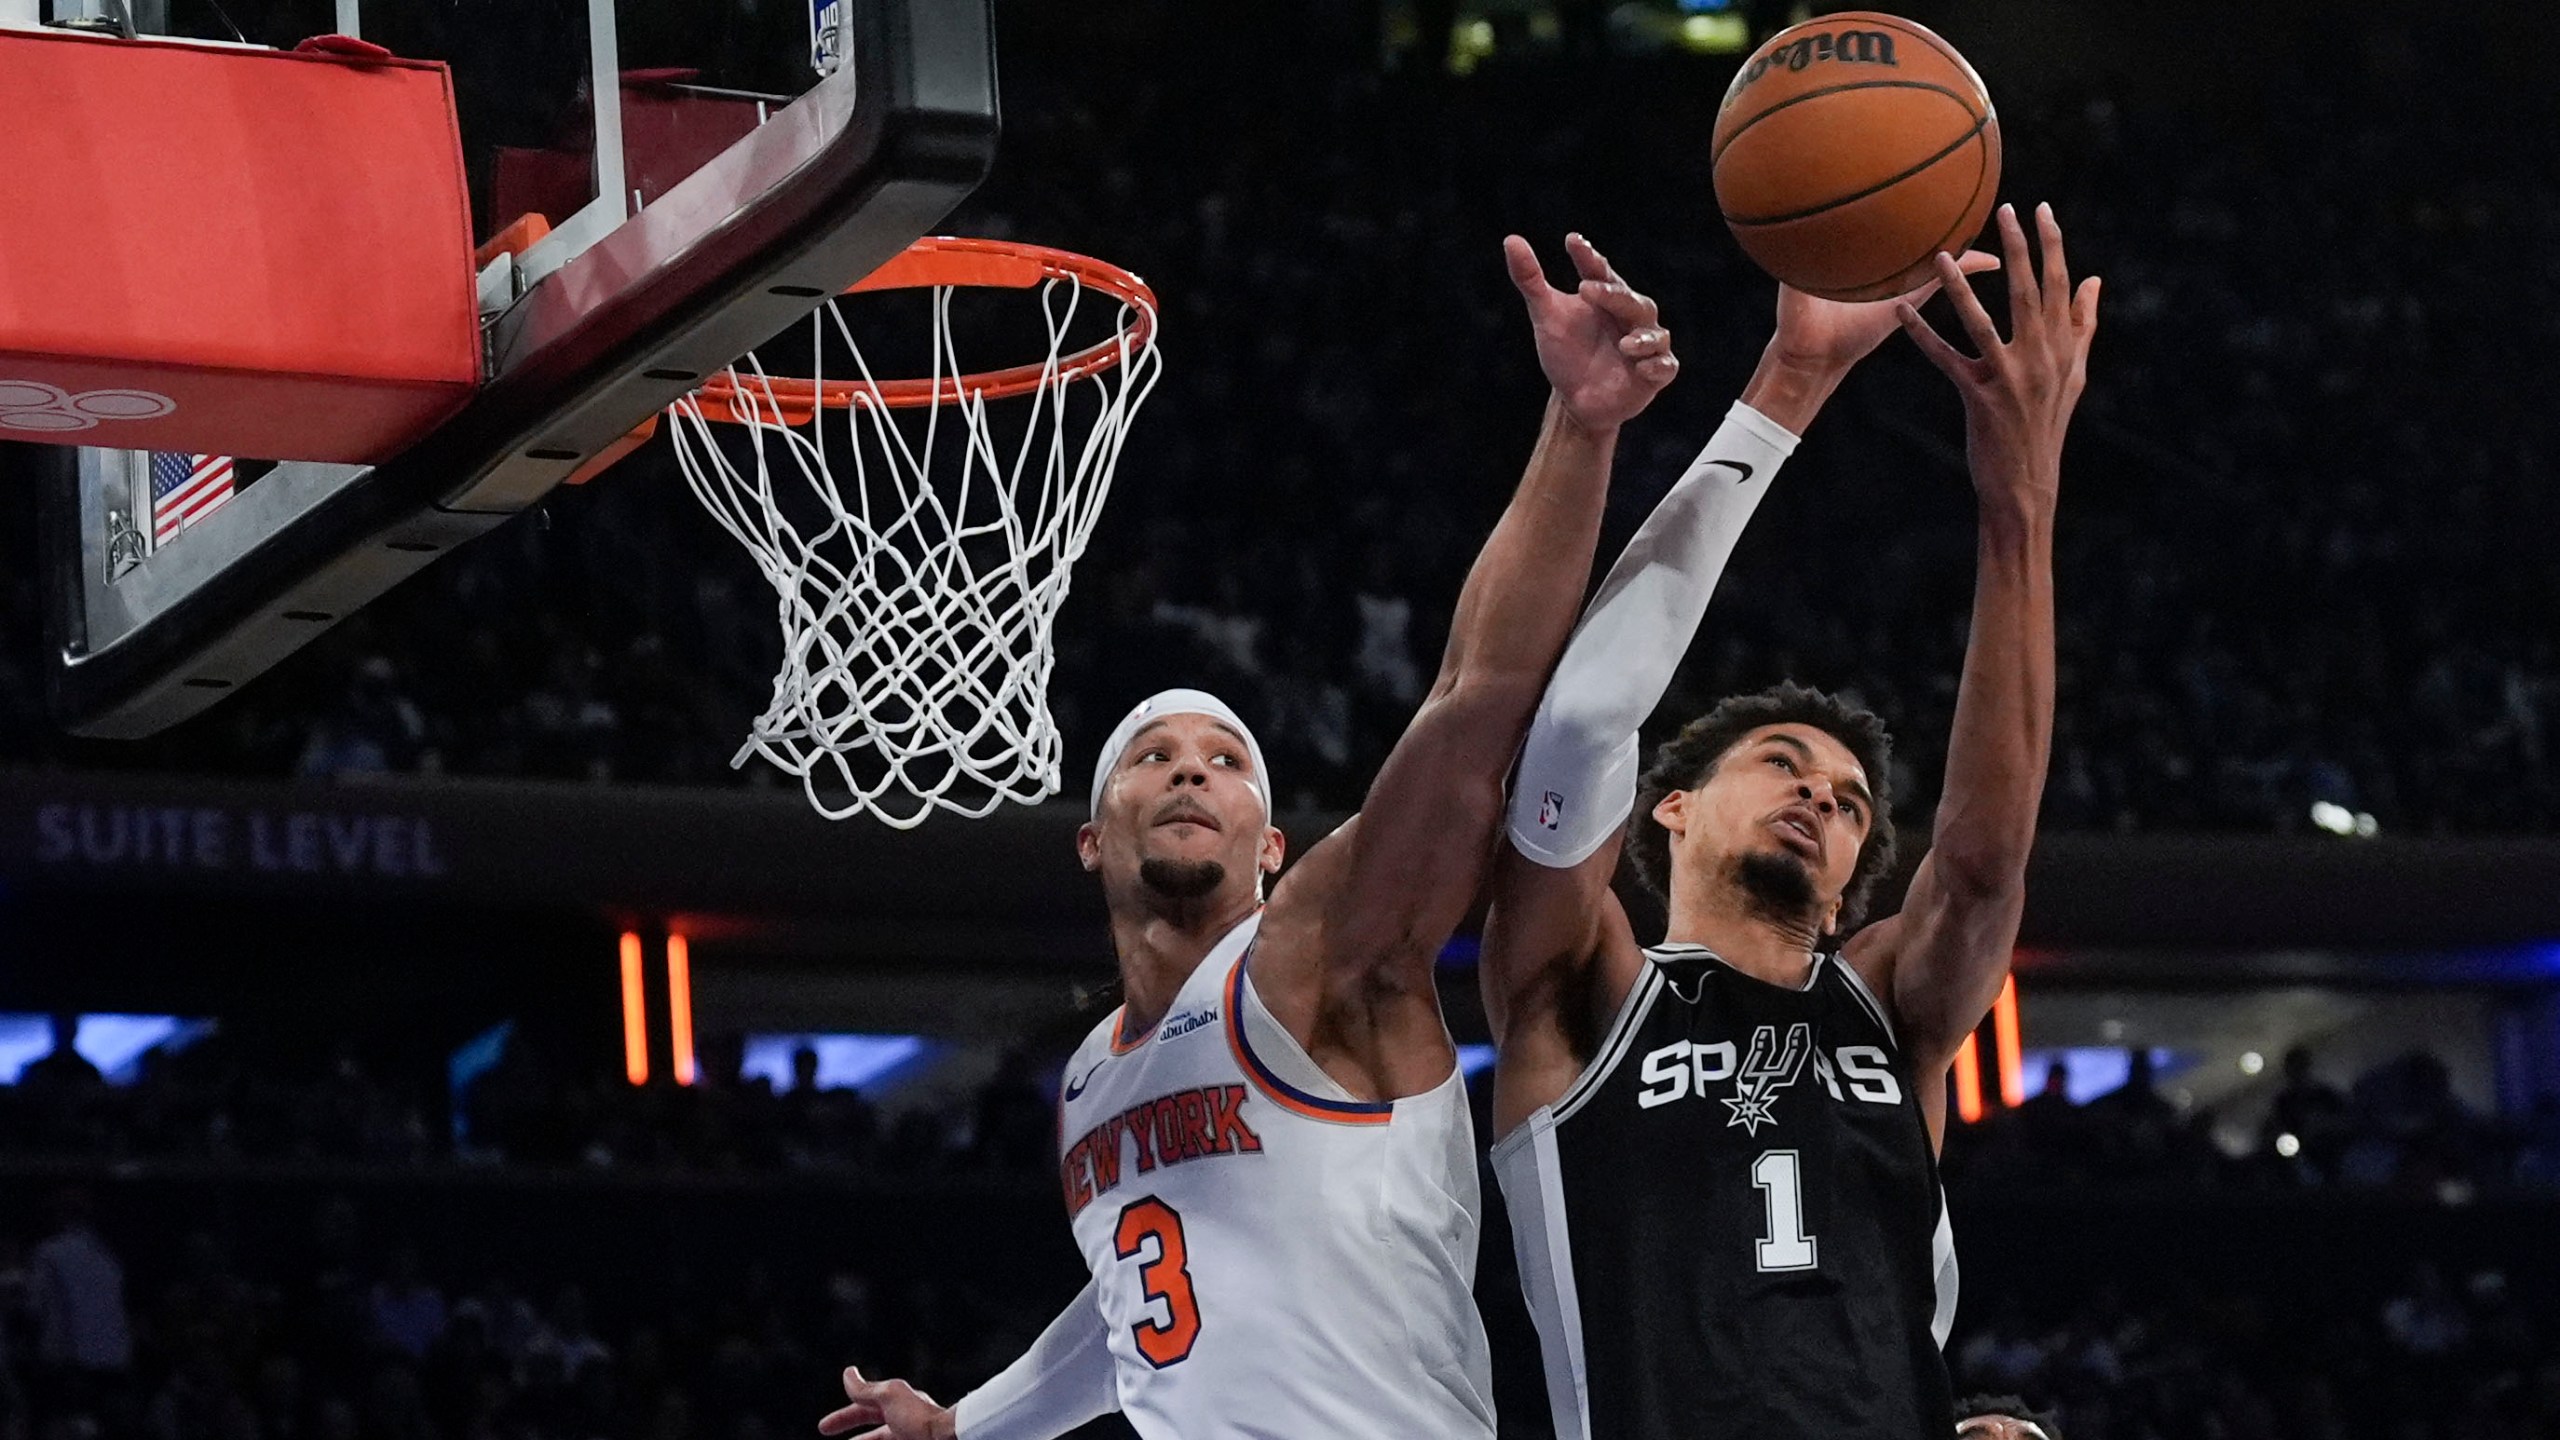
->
[1063,1060,1106,1100]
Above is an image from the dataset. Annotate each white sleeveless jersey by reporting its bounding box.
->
[1055,910,1494,1440]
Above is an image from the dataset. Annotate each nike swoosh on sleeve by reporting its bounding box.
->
[1703,459,1756,484]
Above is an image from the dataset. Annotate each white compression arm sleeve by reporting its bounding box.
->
[1506,400,1803,868]
[950,1278,1119,1440]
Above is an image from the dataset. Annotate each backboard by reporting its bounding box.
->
[14,0,998,738]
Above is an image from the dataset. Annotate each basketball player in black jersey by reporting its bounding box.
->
[1479,203,2098,1440]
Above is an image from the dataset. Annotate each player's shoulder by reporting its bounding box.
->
[1817,948,1903,1047]
[1838,906,1907,970]
[1837,910,1908,1005]
[1069,1008,1126,1068]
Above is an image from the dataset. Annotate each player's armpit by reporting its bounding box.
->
[1248,692,1522,1089]
[1481,838,1622,1043]
[1248,660,1577,1099]
[1480,837,1643,1137]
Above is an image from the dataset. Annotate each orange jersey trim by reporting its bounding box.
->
[1222,952,1393,1125]
[1110,1007,1157,1055]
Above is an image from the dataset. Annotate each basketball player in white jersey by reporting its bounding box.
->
[815,231,1683,1440]
[1480,205,2097,1439]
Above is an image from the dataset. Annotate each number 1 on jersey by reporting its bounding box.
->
[1751,1149,1818,1272]
[1114,1197,1202,1366]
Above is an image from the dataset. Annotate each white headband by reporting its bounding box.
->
[1088,688,1273,819]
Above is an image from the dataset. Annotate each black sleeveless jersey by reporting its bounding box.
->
[1490,944,1957,1440]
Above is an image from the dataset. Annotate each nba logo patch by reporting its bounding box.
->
[1538,791,1565,829]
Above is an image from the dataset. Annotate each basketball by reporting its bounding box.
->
[1711,12,2001,303]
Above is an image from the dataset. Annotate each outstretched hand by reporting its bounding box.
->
[818,1367,955,1440]
[1897,203,2101,508]
[1503,233,1678,433]
[1771,250,1999,375]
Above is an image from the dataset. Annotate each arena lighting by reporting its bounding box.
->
[667,933,697,1087]
[2275,1132,2302,1158]
[2240,1050,2264,1075]
[2022,1047,2165,1104]
[2310,801,2379,837]
[1677,13,1749,51]
[1993,975,2025,1108]
[0,1014,215,1084]
[1450,18,1495,74]
[447,1021,512,1144]
[1954,1032,1986,1123]
[619,931,648,1086]
[743,1033,933,1090]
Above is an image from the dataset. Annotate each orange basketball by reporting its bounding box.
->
[1711,12,2001,303]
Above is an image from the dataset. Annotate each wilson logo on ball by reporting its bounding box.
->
[1729,30,1899,98]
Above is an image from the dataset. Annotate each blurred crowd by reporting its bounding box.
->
[5,1028,2560,1440]
[1,7,2556,834]
[1942,1044,2560,1199]
[0,1019,1052,1180]
[0,1189,1062,1440]
[1949,1265,2560,1440]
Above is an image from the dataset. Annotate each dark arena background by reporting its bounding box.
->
[5,1,2560,1438]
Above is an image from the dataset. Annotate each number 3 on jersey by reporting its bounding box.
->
[1751,1149,1818,1272]
[1114,1198,1201,1366]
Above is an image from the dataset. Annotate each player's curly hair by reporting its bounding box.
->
[1956,1394,2066,1438]
[1625,681,1898,933]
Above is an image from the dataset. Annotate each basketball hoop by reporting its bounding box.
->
[665,236,1162,827]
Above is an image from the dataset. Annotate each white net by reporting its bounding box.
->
[666,270,1161,826]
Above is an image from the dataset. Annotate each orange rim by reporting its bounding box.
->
[686,237,1157,420]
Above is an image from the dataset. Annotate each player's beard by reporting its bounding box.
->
[1731,848,1820,930]
[1139,857,1226,900]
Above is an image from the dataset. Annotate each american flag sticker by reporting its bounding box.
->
[151,452,235,542]
[1539,791,1565,829]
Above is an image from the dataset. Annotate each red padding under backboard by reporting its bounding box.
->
[0,29,480,464]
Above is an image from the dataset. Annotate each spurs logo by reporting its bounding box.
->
[1721,1022,1812,1135]
[0,380,178,433]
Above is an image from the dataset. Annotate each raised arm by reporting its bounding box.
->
[820,1279,1116,1440]
[1252,234,1678,1094]
[1480,266,1990,1134]
[1844,204,2100,1134]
